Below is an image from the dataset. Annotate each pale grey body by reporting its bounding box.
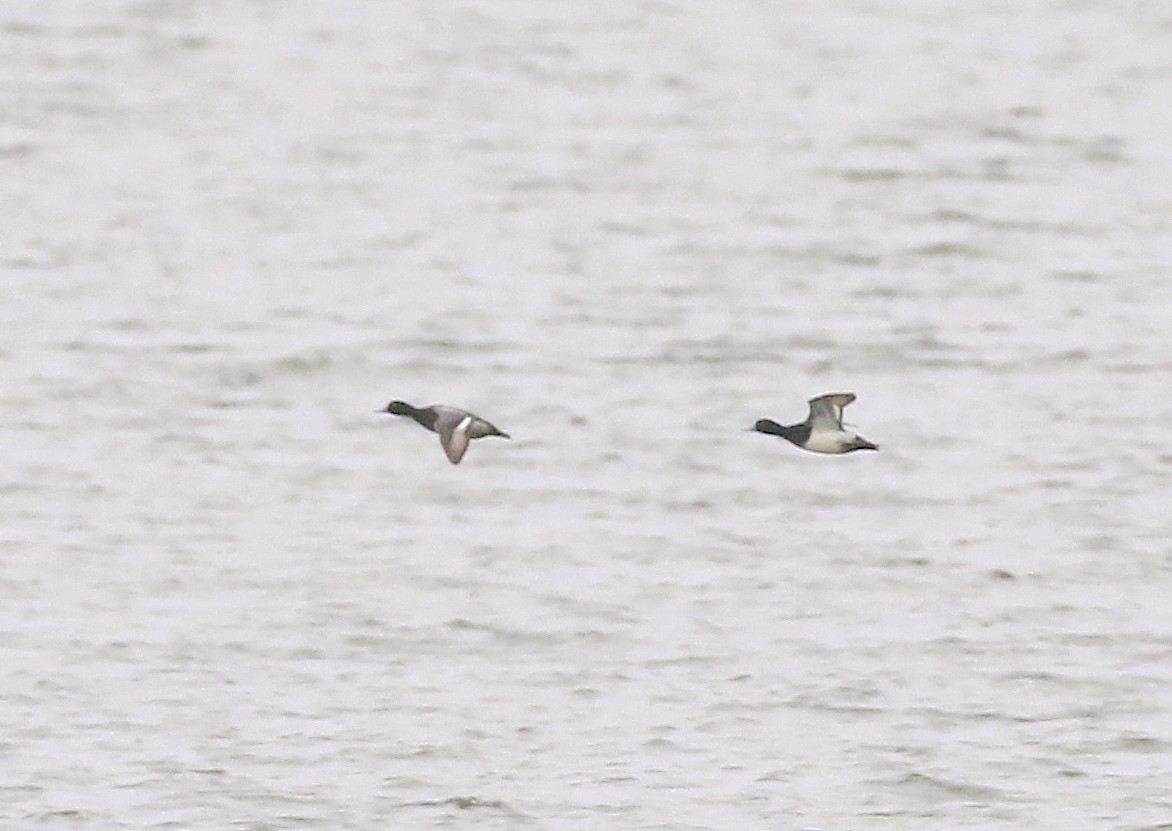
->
[379,401,510,464]
[753,392,878,454]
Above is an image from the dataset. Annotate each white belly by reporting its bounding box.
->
[803,430,851,454]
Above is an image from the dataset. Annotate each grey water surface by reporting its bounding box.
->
[3,2,1172,829]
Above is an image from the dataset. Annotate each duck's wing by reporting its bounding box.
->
[807,392,856,429]
[437,414,472,464]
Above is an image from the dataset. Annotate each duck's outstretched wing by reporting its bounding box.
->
[437,415,472,464]
[807,392,856,429]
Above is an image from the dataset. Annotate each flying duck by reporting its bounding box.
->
[378,401,511,464]
[752,393,878,454]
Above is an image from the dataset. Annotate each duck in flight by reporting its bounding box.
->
[752,393,878,454]
[378,401,511,464]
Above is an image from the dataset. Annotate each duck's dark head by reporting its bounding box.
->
[752,418,783,435]
[381,400,413,415]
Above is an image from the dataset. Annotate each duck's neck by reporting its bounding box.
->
[773,421,811,447]
[402,405,437,430]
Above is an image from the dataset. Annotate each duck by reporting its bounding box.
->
[378,401,511,464]
[752,392,878,454]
